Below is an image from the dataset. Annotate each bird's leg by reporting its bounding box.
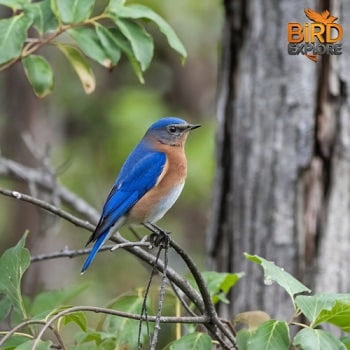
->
[143,222,171,248]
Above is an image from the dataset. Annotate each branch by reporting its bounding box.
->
[0,187,95,230]
[0,156,99,222]
[0,185,236,348]
[0,186,205,313]
[0,320,66,349]
[32,306,208,350]
[31,240,151,263]
[144,223,237,349]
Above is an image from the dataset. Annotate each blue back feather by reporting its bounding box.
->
[81,139,166,272]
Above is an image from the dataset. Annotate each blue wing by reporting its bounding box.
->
[81,141,166,273]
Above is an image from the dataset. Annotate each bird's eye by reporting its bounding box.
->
[168,126,177,133]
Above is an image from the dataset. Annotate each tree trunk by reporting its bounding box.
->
[208,0,350,321]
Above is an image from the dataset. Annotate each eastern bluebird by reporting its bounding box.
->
[81,117,200,273]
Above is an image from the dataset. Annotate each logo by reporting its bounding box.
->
[288,8,343,62]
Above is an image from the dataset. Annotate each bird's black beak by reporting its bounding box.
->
[187,124,201,131]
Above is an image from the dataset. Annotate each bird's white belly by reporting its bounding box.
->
[147,182,184,223]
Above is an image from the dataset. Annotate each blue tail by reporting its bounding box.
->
[81,231,109,274]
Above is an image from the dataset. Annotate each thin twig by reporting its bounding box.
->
[169,280,198,317]
[0,186,95,230]
[31,305,209,350]
[143,222,237,349]
[137,247,162,349]
[31,245,116,262]
[0,320,66,349]
[150,240,169,350]
[0,185,236,348]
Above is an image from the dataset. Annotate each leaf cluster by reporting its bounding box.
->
[0,0,186,96]
[235,254,350,350]
[0,233,241,349]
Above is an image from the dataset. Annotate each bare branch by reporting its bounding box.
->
[31,305,209,350]
[31,240,152,263]
[0,320,66,349]
[0,184,236,348]
[0,156,99,222]
[0,187,95,230]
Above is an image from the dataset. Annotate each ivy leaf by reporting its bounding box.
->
[293,328,346,350]
[54,0,95,24]
[22,55,54,97]
[247,320,290,350]
[295,293,350,332]
[55,43,96,94]
[245,253,311,308]
[163,332,212,350]
[0,14,32,65]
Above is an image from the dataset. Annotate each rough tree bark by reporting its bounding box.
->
[208,0,350,320]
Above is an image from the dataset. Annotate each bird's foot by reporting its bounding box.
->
[143,222,171,248]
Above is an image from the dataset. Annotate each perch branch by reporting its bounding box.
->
[0,185,236,348]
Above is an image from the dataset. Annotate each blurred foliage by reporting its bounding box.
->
[0,0,223,306]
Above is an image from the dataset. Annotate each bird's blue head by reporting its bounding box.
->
[145,117,200,147]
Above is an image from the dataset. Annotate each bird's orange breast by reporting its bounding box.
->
[128,142,187,223]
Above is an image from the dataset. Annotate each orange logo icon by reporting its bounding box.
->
[288,8,343,62]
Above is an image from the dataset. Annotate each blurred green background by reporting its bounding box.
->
[0,0,223,305]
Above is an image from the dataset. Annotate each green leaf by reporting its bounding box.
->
[15,339,52,350]
[0,14,32,65]
[61,311,87,332]
[55,0,95,24]
[0,334,31,349]
[188,271,244,304]
[0,232,30,321]
[22,55,54,97]
[98,27,143,83]
[293,328,347,350]
[94,24,122,66]
[0,0,29,11]
[245,253,311,308]
[55,43,95,94]
[109,16,153,71]
[106,0,125,9]
[164,332,212,350]
[0,295,12,323]
[106,293,154,349]
[236,329,252,350]
[295,293,350,332]
[69,27,113,68]
[75,330,116,346]
[106,3,187,62]
[247,320,290,350]
[25,0,59,34]
[30,283,89,317]
[340,337,350,350]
